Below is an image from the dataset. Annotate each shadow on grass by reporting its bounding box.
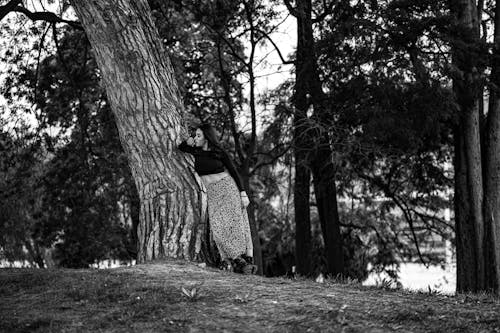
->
[0,270,54,296]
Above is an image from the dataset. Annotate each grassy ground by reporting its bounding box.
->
[1,260,499,333]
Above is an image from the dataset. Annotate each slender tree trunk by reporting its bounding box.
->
[243,173,264,274]
[309,75,344,277]
[482,0,500,293]
[293,0,315,276]
[245,7,264,274]
[311,144,344,276]
[450,0,485,292]
[71,0,207,263]
[294,144,312,275]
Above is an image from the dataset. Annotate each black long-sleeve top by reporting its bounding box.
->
[178,141,245,191]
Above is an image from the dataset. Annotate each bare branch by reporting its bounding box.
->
[250,143,292,175]
[409,207,454,234]
[243,1,258,157]
[256,28,294,65]
[11,6,82,30]
[0,0,22,20]
[204,23,249,69]
[394,196,429,266]
[483,8,494,18]
[357,173,430,266]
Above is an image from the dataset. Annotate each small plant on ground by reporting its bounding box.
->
[181,286,201,301]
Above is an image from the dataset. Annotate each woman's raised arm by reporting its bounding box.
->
[178,137,197,154]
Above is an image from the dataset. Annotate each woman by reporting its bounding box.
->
[178,124,256,274]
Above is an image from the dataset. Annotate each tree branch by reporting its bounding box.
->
[483,8,494,18]
[393,195,429,267]
[204,23,249,69]
[409,206,454,235]
[283,0,298,17]
[250,143,292,175]
[243,1,258,159]
[10,5,83,30]
[216,39,245,162]
[0,0,21,20]
[256,28,295,65]
[358,173,429,266]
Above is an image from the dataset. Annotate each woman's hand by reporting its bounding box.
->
[186,137,195,146]
[241,192,250,207]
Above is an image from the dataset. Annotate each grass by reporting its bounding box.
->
[1,259,499,332]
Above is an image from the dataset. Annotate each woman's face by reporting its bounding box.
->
[194,128,206,148]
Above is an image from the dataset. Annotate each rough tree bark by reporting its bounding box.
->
[483,0,500,293]
[454,125,483,292]
[71,0,207,263]
[450,0,485,292]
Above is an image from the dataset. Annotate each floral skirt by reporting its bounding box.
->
[206,175,253,260]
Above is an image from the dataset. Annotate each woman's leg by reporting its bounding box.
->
[206,176,254,268]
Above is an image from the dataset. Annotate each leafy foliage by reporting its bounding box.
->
[0,124,46,267]
[1,25,138,267]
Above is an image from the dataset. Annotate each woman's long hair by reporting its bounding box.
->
[198,123,223,151]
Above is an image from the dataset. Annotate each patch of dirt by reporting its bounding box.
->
[1,259,499,332]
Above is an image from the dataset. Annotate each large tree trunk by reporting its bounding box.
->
[294,0,344,276]
[454,124,483,292]
[482,0,500,293]
[71,0,207,262]
[450,0,485,292]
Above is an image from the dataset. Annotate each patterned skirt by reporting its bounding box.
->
[206,174,253,260]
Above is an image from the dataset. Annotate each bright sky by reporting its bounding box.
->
[252,12,296,91]
[238,7,296,132]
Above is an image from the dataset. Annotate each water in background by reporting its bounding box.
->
[363,262,456,294]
